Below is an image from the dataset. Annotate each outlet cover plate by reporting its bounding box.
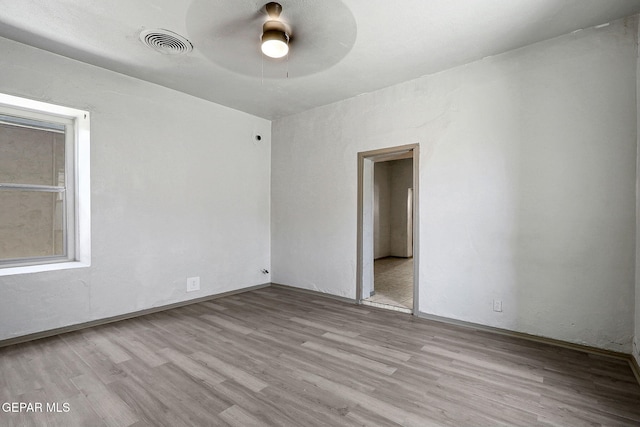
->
[187,276,200,292]
[493,299,503,312]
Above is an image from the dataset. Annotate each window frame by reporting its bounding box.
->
[0,93,90,276]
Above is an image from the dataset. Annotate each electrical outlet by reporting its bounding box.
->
[186,276,200,292]
[493,299,503,312]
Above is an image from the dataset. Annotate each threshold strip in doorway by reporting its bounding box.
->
[361,300,412,314]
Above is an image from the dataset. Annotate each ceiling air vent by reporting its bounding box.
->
[139,29,193,55]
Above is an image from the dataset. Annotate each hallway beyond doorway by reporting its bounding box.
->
[364,257,413,312]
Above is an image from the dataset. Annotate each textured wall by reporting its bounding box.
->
[389,159,413,258]
[374,159,413,259]
[272,17,637,351]
[0,37,271,340]
[373,162,391,259]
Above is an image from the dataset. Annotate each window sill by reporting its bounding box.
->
[0,261,90,277]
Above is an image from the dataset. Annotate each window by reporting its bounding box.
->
[0,93,90,276]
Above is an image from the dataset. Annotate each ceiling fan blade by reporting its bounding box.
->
[185,0,357,79]
[187,0,263,40]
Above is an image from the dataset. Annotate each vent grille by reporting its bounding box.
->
[139,29,193,55]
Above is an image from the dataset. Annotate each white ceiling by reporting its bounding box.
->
[0,0,639,120]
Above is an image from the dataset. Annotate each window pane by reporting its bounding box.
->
[0,190,65,260]
[0,122,65,186]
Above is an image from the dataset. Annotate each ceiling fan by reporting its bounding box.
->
[185,0,357,79]
[260,2,290,59]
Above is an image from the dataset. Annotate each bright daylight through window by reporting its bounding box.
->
[0,93,90,276]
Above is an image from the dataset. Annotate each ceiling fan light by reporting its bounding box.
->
[261,29,289,58]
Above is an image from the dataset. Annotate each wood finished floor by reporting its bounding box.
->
[1,286,639,427]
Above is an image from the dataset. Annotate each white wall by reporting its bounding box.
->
[272,17,638,352]
[373,162,391,259]
[389,159,413,258]
[374,159,413,259]
[0,37,271,341]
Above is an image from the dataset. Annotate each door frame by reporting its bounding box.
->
[356,143,419,314]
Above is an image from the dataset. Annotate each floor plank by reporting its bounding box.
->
[1,285,639,426]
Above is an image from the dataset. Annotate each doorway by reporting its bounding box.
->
[357,144,419,314]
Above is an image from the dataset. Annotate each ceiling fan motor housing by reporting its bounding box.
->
[262,19,288,39]
[265,2,283,18]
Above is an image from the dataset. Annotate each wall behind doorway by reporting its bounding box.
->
[374,159,413,259]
